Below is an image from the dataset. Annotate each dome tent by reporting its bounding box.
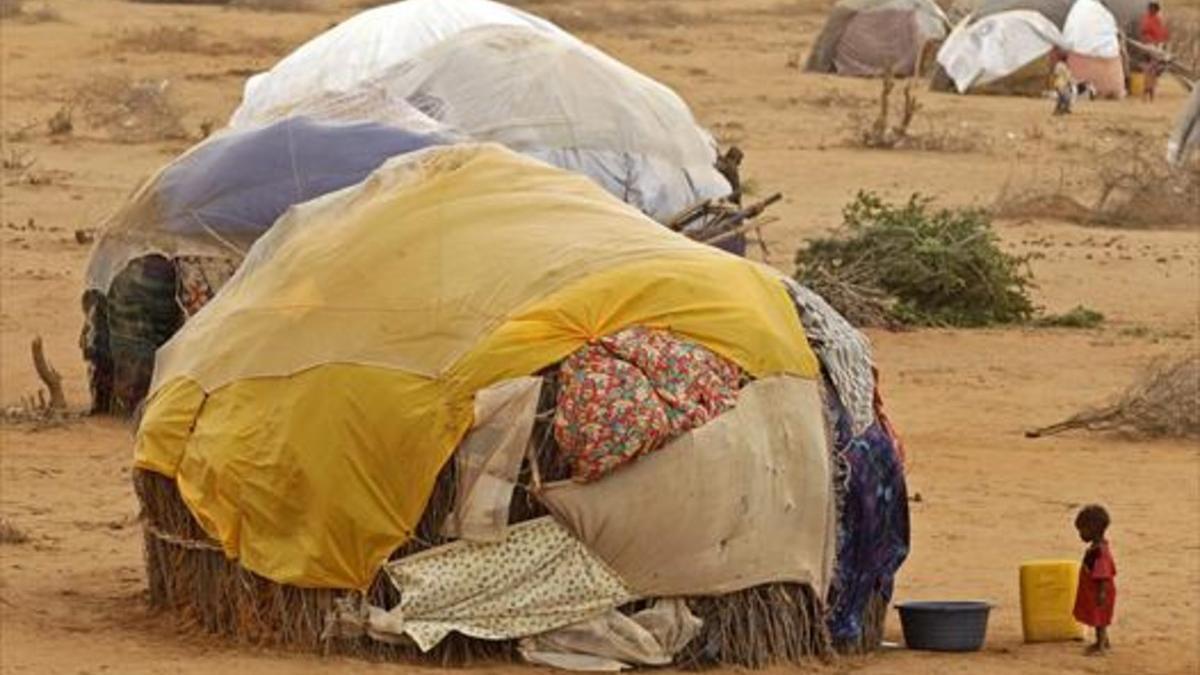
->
[231,0,574,128]
[81,114,456,414]
[962,0,1144,35]
[805,0,950,77]
[933,0,1138,95]
[233,26,732,225]
[133,143,909,667]
[936,10,1067,94]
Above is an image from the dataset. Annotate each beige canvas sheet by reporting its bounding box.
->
[538,376,835,598]
[518,599,702,671]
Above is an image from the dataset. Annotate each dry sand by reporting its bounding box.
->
[1,1,1198,674]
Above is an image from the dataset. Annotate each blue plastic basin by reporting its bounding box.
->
[896,601,992,652]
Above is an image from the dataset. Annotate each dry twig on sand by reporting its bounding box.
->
[1027,353,1200,440]
[31,336,66,411]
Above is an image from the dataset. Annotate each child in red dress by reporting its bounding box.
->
[1074,504,1116,655]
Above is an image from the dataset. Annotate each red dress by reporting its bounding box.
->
[1140,14,1169,46]
[1074,541,1117,627]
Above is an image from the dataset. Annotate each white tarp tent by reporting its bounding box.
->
[231,0,574,127]
[233,26,731,223]
[937,10,1065,93]
[1062,0,1120,59]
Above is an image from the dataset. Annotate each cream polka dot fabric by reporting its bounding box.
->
[381,517,636,651]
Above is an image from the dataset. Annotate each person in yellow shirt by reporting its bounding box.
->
[1052,58,1074,115]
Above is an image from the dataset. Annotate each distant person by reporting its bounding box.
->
[1073,504,1117,656]
[1139,2,1169,101]
[1052,58,1074,115]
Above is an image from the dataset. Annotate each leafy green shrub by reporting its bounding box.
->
[795,191,1037,327]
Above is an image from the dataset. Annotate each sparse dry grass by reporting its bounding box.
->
[114,25,204,54]
[509,0,702,33]
[74,75,188,143]
[229,0,318,12]
[0,518,30,545]
[1,1,63,23]
[809,88,871,110]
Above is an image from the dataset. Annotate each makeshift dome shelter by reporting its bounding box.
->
[805,0,950,77]
[231,0,573,128]
[133,143,909,668]
[934,0,1137,95]
[935,11,1065,94]
[959,0,1143,34]
[1060,0,1125,97]
[81,115,455,415]
[1168,85,1200,166]
[232,26,732,225]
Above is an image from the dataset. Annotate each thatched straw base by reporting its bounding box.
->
[135,469,516,665]
[836,590,889,655]
[136,458,849,667]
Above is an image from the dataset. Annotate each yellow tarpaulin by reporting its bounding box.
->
[136,144,819,590]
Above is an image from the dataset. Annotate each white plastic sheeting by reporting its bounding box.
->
[937,11,1065,93]
[235,26,730,222]
[1063,0,1120,59]
[232,0,573,127]
[1168,86,1200,167]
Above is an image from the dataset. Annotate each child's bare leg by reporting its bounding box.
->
[1085,627,1109,655]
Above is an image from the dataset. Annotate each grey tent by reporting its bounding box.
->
[965,0,1144,33]
[805,0,950,77]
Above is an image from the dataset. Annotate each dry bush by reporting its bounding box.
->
[848,70,984,153]
[1169,9,1200,75]
[75,75,188,143]
[995,141,1200,229]
[810,87,871,110]
[0,518,29,545]
[509,0,701,33]
[1028,353,1200,440]
[229,0,317,11]
[114,25,204,53]
[2,1,63,22]
[2,147,35,172]
[47,105,72,136]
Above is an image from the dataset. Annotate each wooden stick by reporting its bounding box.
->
[31,336,66,411]
[703,216,780,247]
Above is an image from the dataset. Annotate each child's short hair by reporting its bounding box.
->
[1075,504,1111,534]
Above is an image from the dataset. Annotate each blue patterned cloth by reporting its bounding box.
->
[824,381,911,643]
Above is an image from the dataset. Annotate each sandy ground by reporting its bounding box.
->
[1,0,1198,674]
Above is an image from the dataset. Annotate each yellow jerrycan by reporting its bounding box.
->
[1020,560,1085,642]
[1129,72,1146,98]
